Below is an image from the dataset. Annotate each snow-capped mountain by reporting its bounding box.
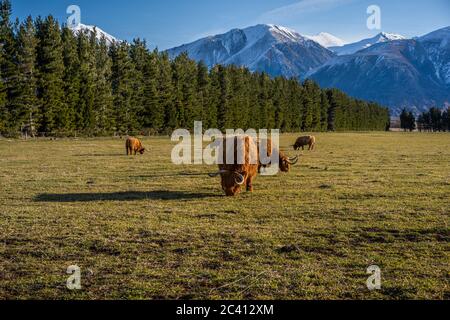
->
[69,23,118,45]
[330,32,406,55]
[418,26,450,85]
[167,24,335,78]
[167,25,450,114]
[309,30,450,114]
[305,32,346,48]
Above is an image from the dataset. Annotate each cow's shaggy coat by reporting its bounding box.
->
[126,137,145,155]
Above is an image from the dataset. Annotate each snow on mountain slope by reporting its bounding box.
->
[167,24,334,78]
[418,26,450,85]
[305,32,346,48]
[309,39,449,114]
[167,24,449,115]
[70,23,118,45]
[330,32,406,55]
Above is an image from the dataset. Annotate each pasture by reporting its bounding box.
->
[0,132,449,300]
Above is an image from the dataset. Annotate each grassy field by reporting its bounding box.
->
[0,132,449,300]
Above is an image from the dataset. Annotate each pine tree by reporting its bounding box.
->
[228,66,250,129]
[76,30,96,133]
[196,61,211,128]
[10,16,38,132]
[111,42,135,134]
[400,109,416,132]
[35,16,66,133]
[93,36,114,134]
[158,52,176,132]
[258,73,273,129]
[207,65,223,130]
[0,0,16,133]
[140,49,161,131]
[61,26,80,133]
[320,91,329,131]
[172,52,199,129]
[442,107,450,132]
[129,38,148,129]
[0,47,7,133]
[429,107,442,132]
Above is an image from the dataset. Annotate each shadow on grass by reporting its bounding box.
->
[73,153,125,157]
[131,172,206,179]
[34,190,219,202]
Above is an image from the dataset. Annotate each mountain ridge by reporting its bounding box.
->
[166,24,449,115]
[167,24,335,78]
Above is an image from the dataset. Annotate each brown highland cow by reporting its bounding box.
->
[126,137,145,155]
[293,136,316,151]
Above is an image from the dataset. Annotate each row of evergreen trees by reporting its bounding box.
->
[400,107,450,132]
[0,0,390,137]
[417,107,450,132]
[399,109,416,132]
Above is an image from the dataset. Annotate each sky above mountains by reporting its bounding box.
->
[13,0,450,50]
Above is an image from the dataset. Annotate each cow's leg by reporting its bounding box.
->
[246,176,254,192]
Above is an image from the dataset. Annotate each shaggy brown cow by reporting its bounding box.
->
[258,138,299,173]
[293,136,316,151]
[208,136,299,196]
[208,135,259,196]
[126,137,145,155]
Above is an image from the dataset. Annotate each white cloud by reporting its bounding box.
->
[260,0,354,21]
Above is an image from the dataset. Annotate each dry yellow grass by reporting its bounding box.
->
[0,132,449,299]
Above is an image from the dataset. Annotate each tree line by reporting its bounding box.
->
[400,107,450,132]
[0,0,390,137]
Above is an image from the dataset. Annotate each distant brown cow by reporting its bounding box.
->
[258,138,299,173]
[126,137,145,155]
[208,135,259,196]
[293,136,316,151]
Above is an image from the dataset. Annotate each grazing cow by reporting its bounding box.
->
[208,136,300,196]
[258,138,299,173]
[208,135,259,196]
[293,136,316,151]
[126,137,145,155]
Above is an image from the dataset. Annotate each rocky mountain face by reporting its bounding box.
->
[309,27,450,114]
[167,24,335,78]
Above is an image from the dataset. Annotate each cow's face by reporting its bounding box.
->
[218,171,245,196]
[139,148,145,154]
[279,155,291,172]
[279,154,299,172]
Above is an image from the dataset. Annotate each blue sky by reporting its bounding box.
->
[12,0,450,49]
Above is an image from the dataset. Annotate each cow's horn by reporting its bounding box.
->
[208,170,228,177]
[288,155,299,165]
[234,172,245,185]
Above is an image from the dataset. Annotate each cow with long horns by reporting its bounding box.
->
[208,135,259,196]
[209,136,299,196]
[258,138,299,173]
